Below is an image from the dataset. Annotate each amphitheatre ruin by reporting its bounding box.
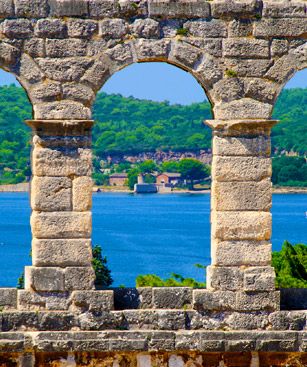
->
[0,0,306,365]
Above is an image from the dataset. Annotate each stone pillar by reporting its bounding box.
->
[25,120,95,292]
[205,119,280,310]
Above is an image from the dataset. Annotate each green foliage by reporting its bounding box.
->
[272,156,307,186]
[92,245,113,288]
[178,158,210,189]
[160,161,180,173]
[136,272,205,288]
[272,88,307,155]
[127,167,140,190]
[138,160,157,174]
[16,272,24,289]
[272,241,307,288]
[225,69,238,78]
[176,28,188,36]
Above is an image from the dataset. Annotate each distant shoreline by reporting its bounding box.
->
[0,183,306,194]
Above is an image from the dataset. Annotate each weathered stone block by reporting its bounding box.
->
[30,82,62,102]
[32,239,92,267]
[89,0,116,18]
[156,310,186,330]
[67,19,98,38]
[254,18,307,38]
[17,290,71,311]
[211,179,272,211]
[3,19,33,39]
[35,19,67,38]
[31,176,72,211]
[212,211,272,241]
[73,176,93,211]
[224,58,273,78]
[46,39,88,58]
[212,240,272,266]
[271,39,288,57]
[211,77,244,103]
[71,290,114,312]
[62,83,95,104]
[236,291,280,311]
[244,78,278,104]
[214,98,273,120]
[64,267,95,290]
[184,38,222,58]
[37,57,93,82]
[228,19,252,37]
[81,56,111,89]
[131,19,160,39]
[149,0,210,19]
[0,289,17,310]
[184,19,227,38]
[207,266,243,291]
[49,0,89,16]
[212,156,271,182]
[106,43,134,69]
[25,266,65,292]
[31,211,92,239]
[170,42,202,69]
[193,289,236,311]
[23,38,45,58]
[0,42,20,66]
[213,135,270,157]
[0,0,14,18]
[32,146,92,177]
[224,38,269,59]
[264,54,297,84]
[268,310,306,330]
[243,266,276,291]
[15,0,48,17]
[211,0,262,19]
[153,287,193,309]
[195,56,223,86]
[263,1,306,18]
[18,54,44,84]
[34,101,91,120]
[99,19,129,39]
[135,39,170,61]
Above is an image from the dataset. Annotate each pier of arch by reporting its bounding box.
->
[0,0,306,365]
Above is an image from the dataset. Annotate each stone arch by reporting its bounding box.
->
[84,38,217,112]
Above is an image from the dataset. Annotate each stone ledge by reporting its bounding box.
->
[0,330,304,353]
[0,0,306,20]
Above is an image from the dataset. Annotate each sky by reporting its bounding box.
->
[0,62,306,105]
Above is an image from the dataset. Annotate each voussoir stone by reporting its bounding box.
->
[212,211,272,241]
[135,39,171,61]
[35,19,67,38]
[3,19,33,39]
[31,211,92,239]
[32,238,92,267]
[0,42,20,66]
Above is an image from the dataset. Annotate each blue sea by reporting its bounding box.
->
[0,192,306,287]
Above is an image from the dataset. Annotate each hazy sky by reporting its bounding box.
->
[0,63,306,105]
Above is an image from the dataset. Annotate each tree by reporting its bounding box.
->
[139,160,157,174]
[178,158,209,189]
[92,245,113,288]
[278,165,300,184]
[160,161,180,173]
[127,167,140,190]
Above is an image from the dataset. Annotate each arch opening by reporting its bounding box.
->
[91,62,212,287]
[270,69,307,288]
[0,69,32,287]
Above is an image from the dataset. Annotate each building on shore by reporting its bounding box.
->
[156,172,182,187]
[109,173,128,186]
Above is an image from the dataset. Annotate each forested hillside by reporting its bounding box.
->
[0,85,305,184]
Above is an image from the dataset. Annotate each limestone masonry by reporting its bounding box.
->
[0,0,306,365]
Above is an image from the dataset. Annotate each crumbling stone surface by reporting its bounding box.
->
[0,2,305,351]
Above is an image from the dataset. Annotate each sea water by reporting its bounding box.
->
[0,192,306,287]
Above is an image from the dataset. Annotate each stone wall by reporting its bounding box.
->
[0,0,306,364]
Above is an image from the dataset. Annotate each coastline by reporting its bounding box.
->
[0,183,306,194]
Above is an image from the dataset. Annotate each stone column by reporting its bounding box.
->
[205,119,280,310]
[24,120,95,292]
